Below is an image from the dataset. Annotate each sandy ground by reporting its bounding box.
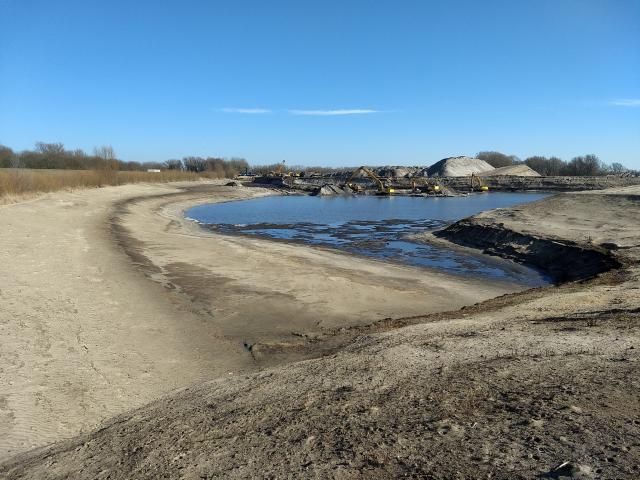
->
[118,185,521,347]
[1,185,637,479]
[0,181,520,461]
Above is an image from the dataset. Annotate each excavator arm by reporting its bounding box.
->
[344,166,392,194]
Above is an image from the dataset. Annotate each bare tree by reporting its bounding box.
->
[164,159,183,170]
[93,145,116,161]
[610,162,627,174]
[524,156,566,176]
[183,157,207,172]
[566,154,603,176]
[93,145,119,170]
[35,142,65,155]
[0,145,15,168]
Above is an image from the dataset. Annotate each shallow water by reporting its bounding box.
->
[186,193,550,286]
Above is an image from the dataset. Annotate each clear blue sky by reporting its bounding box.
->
[1,0,638,168]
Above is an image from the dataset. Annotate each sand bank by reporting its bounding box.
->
[0,181,521,460]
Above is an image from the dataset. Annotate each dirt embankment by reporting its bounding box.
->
[434,220,620,282]
[433,191,637,282]
[2,187,639,479]
[438,175,640,192]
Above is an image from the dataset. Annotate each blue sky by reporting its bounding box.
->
[1,0,638,168]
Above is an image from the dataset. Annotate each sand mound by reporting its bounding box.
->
[372,166,419,178]
[312,184,353,196]
[426,156,495,177]
[478,164,540,177]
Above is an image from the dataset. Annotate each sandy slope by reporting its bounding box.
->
[427,156,495,177]
[478,164,541,177]
[0,181,519,461]
[2,186,638,479]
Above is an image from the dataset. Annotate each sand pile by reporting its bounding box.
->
[426,156,495,177]
[372,166,419,178]
[478,164,540,177]
[313,184,353,196]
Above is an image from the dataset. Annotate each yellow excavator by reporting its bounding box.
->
[268,160,286,177]
[411,177,442,194]
[268,160,301,178]
[344,166,394,195]
[470,173,489,192]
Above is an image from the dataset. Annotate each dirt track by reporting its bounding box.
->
[0,181,519,462]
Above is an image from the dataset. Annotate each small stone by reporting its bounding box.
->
[530,419,545,428]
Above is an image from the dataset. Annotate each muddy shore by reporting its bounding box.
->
[0,181,521,462]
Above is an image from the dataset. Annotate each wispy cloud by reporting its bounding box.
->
[608,99,640,107]
[220,107,271,114]
[218,107,382,115]
[288,109,379,116]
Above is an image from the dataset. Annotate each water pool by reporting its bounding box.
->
[186,193,550,286]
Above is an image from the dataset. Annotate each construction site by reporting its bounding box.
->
[250,156,640,197]
[3,0,639,477]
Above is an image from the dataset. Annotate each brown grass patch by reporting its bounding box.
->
[0,169,204,203]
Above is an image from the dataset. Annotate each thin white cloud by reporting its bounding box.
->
[288,109,379,116]
[220,108,271,114]
[608,99,640,107]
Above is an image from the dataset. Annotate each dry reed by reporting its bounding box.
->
[0,169,203,202]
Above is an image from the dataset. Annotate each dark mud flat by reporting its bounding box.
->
[207,218,549,287]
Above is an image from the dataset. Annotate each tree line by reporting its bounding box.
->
[475,151,635,176]
[1,142,635,178]
[249,163,349,176]
[0,143,249,178]
[171,157,249,177]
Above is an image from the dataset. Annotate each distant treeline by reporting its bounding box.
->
[476,151,635,176]
[249,163,351,175]
[0,143,250,178]
[1,142,635,178]
[171,157,249,177]
[0,143,163,171]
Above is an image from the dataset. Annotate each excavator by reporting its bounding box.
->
[470,173,489,192]
[270,160,286,177]
[411,177,442,195]
[344,166,394,195]
[269,160,301,178]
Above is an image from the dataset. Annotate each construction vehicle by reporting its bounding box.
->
[344,166,394,195]
[411,177,442,194]
[235,168,256,181]
[270,160,286,177]
[470,173,489,192]
[268,160,303,178]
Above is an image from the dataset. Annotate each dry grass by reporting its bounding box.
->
[0,169,204,203]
